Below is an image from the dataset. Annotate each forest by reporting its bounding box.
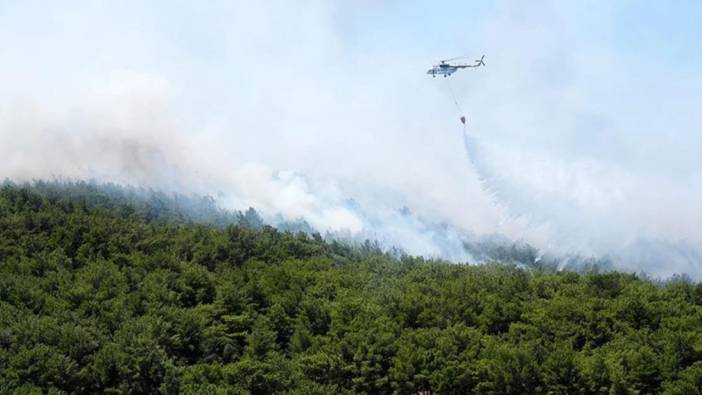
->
[2,181,702,394]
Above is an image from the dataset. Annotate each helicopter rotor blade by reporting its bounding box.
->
[440,56,470,63]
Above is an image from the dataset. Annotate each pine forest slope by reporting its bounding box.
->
[1,181,702,394]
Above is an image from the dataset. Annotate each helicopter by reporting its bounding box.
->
[427,55,485,77]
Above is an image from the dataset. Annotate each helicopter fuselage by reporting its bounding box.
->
[427,56,484,78]
[426,64,461,77]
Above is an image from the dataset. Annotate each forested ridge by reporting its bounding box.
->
[2,182,702,394]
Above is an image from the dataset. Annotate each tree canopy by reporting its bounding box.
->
[1,181,702,394]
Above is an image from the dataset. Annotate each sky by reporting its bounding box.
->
[1,1,702,277]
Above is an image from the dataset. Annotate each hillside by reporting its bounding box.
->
[2,182,702,394]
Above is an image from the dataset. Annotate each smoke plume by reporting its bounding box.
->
[2,1,702,277]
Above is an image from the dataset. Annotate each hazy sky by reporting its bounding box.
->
[1,1,702,276]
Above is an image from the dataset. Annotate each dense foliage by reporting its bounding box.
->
[2,182,702,394]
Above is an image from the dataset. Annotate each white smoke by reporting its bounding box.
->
[1,1,702,277]
[0,71,476,261]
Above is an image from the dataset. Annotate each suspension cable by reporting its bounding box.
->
[445,77,467,126]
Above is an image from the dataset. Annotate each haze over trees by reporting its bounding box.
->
[2,181,702,394]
